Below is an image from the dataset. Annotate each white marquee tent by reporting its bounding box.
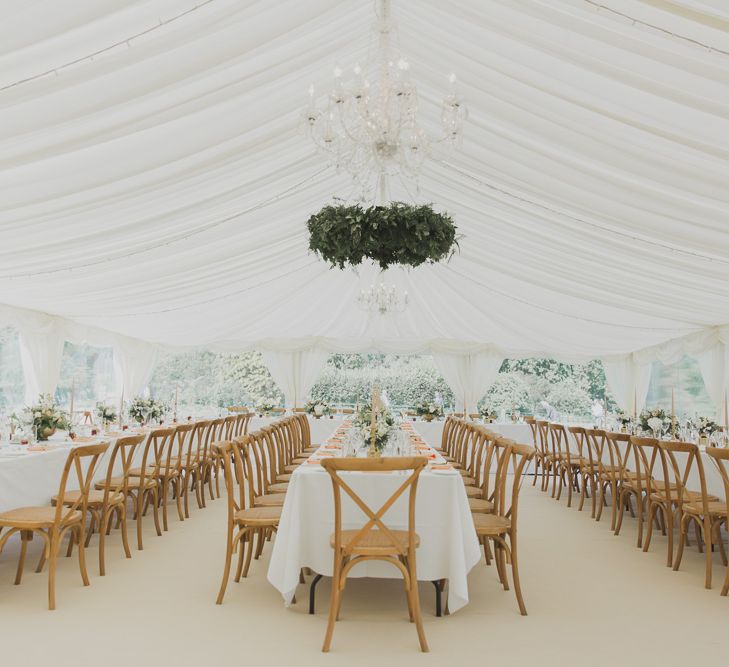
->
[1,0,728,411]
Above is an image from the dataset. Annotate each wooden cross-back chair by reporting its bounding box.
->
[439,415,456,455]
[201,417,226,503]
[223,415,237,440]
[535,420,552,492]
[234,412,252,437]
[586,429,620,529]
[674,443,725,588]
[468,429,501,514]
[472,439,535,616]
[549,424,583,507]
[568,427,600,516]
[645,440,719,570]
[260,427,289,494]
[0,442,109,609]
[248,431,287,508]
[524,417,543,486]
[214,437,282,604]
[178,419,209,515]
[97,427,173,550]
[55,434,144,575]
[704,447,729,595]
[320,455,429,653]
[129,425,184,531]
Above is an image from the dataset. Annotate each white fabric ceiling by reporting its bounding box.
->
[0,0,728,359]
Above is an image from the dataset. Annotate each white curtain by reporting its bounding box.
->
[18,326,66,404]
[696,342,728,420]
[261,347,329,408]
[113,336,158,398]
[432,350,503,413]
[602,354,652,416]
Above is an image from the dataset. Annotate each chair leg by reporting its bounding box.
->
[77,524,90,586]
[322,555,343,652]
[182,474,191,518]
[216,527,236,604]
[14,530,29,585]
[136,491,144,550]
[409,570,429,652]
[242,531,255,578]
[120,505,131,559]
[48,533,59,610]
[99,512,108,576]
[175,479,184,522]
[614,490,627,536]
[704,517,713,589]
[643,503,656,554]
[509,533,527,616]
[673,515,689,572]
[152,488,162,537]
[721,555,729,596]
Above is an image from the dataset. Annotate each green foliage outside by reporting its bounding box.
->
[0,327,24,412]
[149,350,284,411]
[309,354,455,408]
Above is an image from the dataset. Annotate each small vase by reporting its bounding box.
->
[423,414,434,422]
[620,426,627,433]
[699,435,709,446]
[37,426,56,441]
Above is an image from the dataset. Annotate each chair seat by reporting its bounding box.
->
[464,486,483,498]
[292,457,309,464]
[267,482,289,493]
[303,447,319,453]
[468,497,494,514]
[472,513,511,536]
[460,476,476,486]
[53,490,124,507]
[651,490,719,504]
[254,493,287,507]
[330,529,420,555]
[96,476,156,491]
[0,506,82,528]
[235,506,281,526]
[284,464,300,473]
[276,473,293,482]
[129,466,179,477]
[683,501,727,516]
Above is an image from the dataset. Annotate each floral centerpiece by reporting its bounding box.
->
[691,416,719,444]
[615,412,632,432]
[19,394,71,441]
[415,401,443,422]
[479,406,497,423]
[95,402,118,428]
[353,403,395,453]
[304,400,331,418]
[128,397,167,425]
[639,408,677,437]
[256,398,277,416]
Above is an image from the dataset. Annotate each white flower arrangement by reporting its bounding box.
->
[17,394,71,440]
[95,402,118,426]
[415,401,444,419]
[256,398,277,415]
[128,396,167,424]
[304,400,330,417]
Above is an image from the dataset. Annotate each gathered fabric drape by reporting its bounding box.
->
[18,325,66,404]
[601,355,652,416]
[432,350,503,413]
[261,347,329,408]
[112,336,159,399]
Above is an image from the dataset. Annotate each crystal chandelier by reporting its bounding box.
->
[358,282,409,315]
[304,0,467,200]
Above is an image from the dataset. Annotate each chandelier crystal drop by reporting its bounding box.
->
[358,282,409,316]
[304,0,467,198]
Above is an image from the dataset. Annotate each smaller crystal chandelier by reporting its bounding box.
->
[358,282,408,315]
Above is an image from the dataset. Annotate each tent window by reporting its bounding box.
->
[644,356,714,419]
[55,342,115,412]
[0,326,24,414]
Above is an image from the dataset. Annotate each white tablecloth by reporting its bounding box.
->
[0,429,147,513]
[248,416,346,445]
[400,419,533,449]
[267,424,481,613]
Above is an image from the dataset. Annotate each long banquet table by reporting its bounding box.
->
[267,420,482,613]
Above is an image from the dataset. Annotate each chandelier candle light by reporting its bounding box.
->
[358,282,408,315]
[304,0,467,200]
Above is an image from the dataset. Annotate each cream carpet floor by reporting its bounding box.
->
[0,483,726,666]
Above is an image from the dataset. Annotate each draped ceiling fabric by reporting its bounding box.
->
[1,1,728,394]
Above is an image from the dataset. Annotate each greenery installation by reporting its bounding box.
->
[307,202,458,270]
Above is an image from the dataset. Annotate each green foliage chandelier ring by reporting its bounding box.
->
[307,202,459,271]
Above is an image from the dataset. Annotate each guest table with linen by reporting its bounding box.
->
[267,424,482,613]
